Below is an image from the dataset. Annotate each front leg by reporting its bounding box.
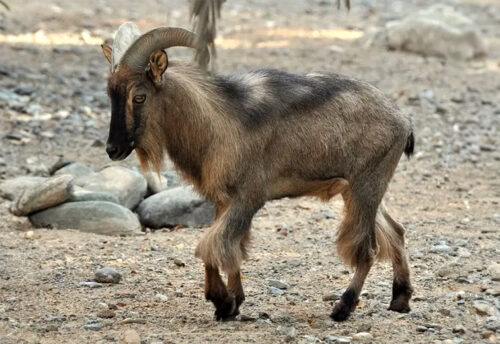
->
[196,201,260,320]
[228,270,245,313]
[205,265,238,320]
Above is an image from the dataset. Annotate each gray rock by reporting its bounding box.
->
[416,326,428,333]
[30,201,142,236]
[155,293,168,302]
[78,166,147,209]
[324,335,352,343]
[430,244,451,254]
[385,5,484,60]
[174,258,185,267]
[78,281,103,289]
[44,315,64,322]
[323,293,340,301]
[120,329,141,344]
[486,317,500,332]
[83,322,102,331]
[277,326,296,338]
[473,301,495,316]
[0,176,47,200]
[96,309,115,319]
[94,267,121,284]
[487,263,500,281]
[352,332,373,343]
[268,286,285,296]
[54,162,94,179]
[137,185,214,229]
[269,279,290,290]
[68,186,120,204]
[10,175,73,216]
[485,288,500,297]
[303,336,320,343]
[457,247,471,258]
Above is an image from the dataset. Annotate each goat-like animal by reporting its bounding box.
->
[102,26,414,321]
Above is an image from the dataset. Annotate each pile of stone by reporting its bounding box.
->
[0,163,214,235]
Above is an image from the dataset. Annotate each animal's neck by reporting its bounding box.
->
[160,64,224,186]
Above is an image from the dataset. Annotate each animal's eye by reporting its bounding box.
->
[133,95,146,103]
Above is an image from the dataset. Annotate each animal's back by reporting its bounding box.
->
[222,69,412,183]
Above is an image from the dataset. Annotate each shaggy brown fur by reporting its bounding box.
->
[103,43,414,321]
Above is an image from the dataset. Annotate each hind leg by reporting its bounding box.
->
[331,186,379,322]
[331,141,409,321]
[331,258,373,321]
[381,209,413,312]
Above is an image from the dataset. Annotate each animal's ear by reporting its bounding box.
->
[149,50,168,86]
[101,44,113,64]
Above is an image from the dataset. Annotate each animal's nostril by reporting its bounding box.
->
[106,144,118,156]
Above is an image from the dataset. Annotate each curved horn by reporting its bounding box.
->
[120,27,209,71]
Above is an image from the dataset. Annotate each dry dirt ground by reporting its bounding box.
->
[0,0,499,343]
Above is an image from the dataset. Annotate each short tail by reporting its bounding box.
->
[404,132,415,159]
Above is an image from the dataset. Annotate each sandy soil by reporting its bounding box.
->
[0,0,499,343]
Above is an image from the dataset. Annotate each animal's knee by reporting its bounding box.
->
[196,201,259,273]
[337,223,376,268]
[196,230,243,274]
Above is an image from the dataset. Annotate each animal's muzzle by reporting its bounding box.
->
[106,143,134,161]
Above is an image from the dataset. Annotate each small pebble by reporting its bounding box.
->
[323,293,340,301]
[173,258,185,267]
[24,231,35,239]
[83,322,102,331]
[416,325,428,333]
[324,335,352,343]
[120,318,146,325]
[94,267,122,284]
[268,286,285,296]
[155,293,168,302]
[268,279,290,290]
[120,329,141,344]
[487,263,500,281]
[352,332,373,343]
[277,325,296,339]
[97,309,115,319]
[237,314,257,322]
[303,335,320,343]
[453,325,466,335]
[430,244,451,254]
[78,281,102,289]
[473,301,495,316]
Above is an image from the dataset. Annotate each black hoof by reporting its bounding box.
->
[330,301,353,322]
[389,280,413,313]
[388,298,411,313]
[213,295,239,321]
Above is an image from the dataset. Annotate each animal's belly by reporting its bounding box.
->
[267,177,348,201]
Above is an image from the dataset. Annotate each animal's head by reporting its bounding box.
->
[102,25,208,161]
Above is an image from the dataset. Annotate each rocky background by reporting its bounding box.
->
[0,0,499,343]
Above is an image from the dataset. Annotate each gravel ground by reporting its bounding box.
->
[0,0,499,343]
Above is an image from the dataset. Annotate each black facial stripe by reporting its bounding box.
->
[108,86,129,145]
[132,102,143,141]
